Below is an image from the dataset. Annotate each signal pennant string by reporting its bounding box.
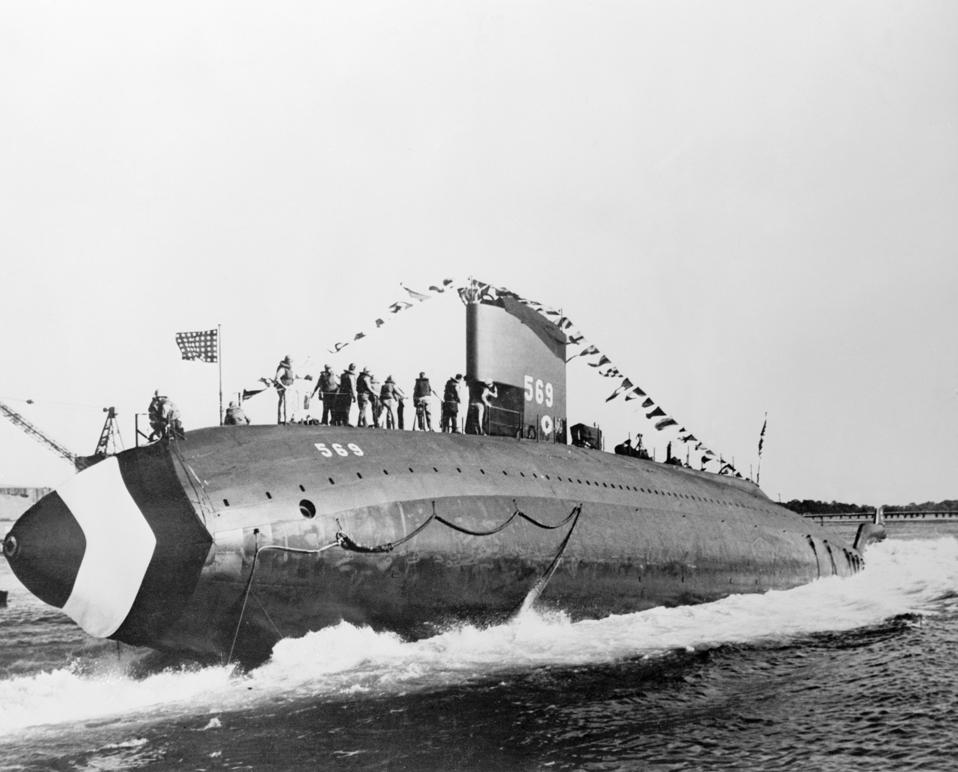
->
[304,274,742,478]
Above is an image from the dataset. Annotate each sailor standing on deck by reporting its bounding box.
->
[148,390,166,440]
[413,372,435,431]
[356,368,373,427]
[456,375,469,433]
[274,355,296,424]
[160,396,185,439]
[369,371,383,427]
[335,364,357,426]
[471,380,497,435]
[379,376,400,429]
[442,374,463,433]
[311,365,338,425]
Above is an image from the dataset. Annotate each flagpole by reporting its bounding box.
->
[756,411,767,486]
[218,324,223,426]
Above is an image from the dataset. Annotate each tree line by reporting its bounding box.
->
[782,499,958,515]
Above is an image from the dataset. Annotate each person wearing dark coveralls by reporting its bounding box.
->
[336,364,357,426]
[442,374,463,433]
[224,401,250,425]
[413,372,434,431]
[148,390,166,441]
[274,355,295,424]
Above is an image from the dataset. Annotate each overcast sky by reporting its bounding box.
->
[1,1,955,505]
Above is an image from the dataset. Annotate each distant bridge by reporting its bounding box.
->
[802,511,958,525]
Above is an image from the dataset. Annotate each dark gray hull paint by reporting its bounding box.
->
[148,425,858,662]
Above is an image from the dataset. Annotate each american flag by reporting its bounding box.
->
[175,329,218,363]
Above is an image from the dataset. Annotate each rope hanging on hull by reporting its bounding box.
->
[518,504,582,615]
[227,538,340,665]
[335,499,583,553]
[226,500,583,665]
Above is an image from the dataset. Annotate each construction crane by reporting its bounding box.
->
[0,399,122,471]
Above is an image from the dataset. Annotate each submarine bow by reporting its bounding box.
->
[3,445,212,645]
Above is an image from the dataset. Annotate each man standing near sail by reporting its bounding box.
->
[442,374,463,433]
[471,380,497,435]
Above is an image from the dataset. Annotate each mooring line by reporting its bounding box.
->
[226,538,339,666]
[227,500,584,664]
[518,504,583,615]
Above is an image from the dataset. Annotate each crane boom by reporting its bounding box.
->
[0,399,78,469]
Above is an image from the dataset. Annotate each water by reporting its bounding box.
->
[1,522,957,770]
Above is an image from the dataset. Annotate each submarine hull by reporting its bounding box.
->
[5,425,861,663]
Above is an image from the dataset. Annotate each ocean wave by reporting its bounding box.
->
[1,535,956,734]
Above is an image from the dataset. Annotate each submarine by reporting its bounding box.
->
[2,289,883,664]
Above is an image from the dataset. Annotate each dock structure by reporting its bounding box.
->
[803,510,958,525]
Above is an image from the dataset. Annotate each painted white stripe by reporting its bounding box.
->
[60,457,157,637]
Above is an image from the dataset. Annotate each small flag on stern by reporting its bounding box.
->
[175,329,218,362]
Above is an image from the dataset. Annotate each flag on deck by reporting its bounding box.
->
[175,329,218,362]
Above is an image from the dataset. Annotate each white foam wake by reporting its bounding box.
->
[2,536,956,734]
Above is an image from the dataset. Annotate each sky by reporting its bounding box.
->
[0,1,955,505]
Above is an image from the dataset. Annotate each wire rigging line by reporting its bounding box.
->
[225,499,584,665]
[334,500,582,553]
